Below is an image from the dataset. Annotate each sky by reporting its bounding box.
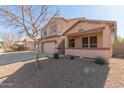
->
[58,5,124,38]
[0,5,124,38]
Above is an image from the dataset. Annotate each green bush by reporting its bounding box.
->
[95,56,107,65]
[53,53,59,59]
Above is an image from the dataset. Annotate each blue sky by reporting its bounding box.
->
[58,5,124,38]
[0,5,124,38]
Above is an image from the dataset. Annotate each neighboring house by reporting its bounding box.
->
[40,17,117,59]
[15,41,25,46]
[24,38,35,51]
[14,40,25,50]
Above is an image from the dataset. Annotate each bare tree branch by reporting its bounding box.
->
[0,5,59,67]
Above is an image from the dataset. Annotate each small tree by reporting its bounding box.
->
[0,5,59,67]
[0,31,20,52]
[117,36,124,42]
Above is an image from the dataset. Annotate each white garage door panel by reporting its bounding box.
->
[43,42,56,54]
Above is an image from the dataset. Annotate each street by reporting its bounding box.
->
[0,51,52,66]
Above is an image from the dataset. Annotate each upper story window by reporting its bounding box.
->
[50,30,52,34]
[50,24,57,33]
[43,31,47,36]
[69,38,75,48]
[90,36,97,48]
[82,37,88,48]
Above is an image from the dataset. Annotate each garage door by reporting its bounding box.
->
[43,42,56,54]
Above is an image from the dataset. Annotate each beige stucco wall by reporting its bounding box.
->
[43,19,58,37]
[67,21,106,34]
[43,18,67,37]
[41,37,58,42]
[98,32,103,48]
[65,21,111,48]
[43,18,82,38]
[110,31,116,56]
[65,22,114,59]
[65,49,111,59]
[103,25,111,48]
[111,31,116,44]
[57,18,68,33]
[65,36,69,48]
[41,18,116,59]
[75,36,82,48]
[67,32,103,48]
[65,30,112,59]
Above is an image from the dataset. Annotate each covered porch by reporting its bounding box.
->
[65,26,112,59]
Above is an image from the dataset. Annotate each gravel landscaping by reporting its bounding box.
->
[0,57,124,88]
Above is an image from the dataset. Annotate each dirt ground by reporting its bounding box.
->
[0,57,124,88]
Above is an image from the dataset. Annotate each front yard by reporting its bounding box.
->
[0,57,124,88]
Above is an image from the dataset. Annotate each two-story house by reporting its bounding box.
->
[40,17,117,59]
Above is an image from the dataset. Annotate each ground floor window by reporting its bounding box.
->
[69,38,75,48]
[82,37,88,48]
[82,36,97,48]
[90,36,97,48]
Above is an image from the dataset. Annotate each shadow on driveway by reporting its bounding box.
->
[0,58,110,88]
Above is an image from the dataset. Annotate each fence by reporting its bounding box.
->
[113,41,124,56]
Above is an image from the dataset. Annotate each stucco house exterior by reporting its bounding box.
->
[23,38,35,51]
[40,17,117,59]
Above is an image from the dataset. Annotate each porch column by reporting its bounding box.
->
[65,35,69,48]
[103,26,111,48]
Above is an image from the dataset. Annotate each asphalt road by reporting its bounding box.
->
[0,51,52,66]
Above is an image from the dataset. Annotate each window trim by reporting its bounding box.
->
[82,37,88,48]
[43,31,47,36]
[69,38,75,48]
[50,24,57,33]
[90,36,97,48]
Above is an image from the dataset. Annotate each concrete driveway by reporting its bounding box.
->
[0,51,52,66]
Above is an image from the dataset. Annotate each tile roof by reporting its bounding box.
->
[60,18,116,35]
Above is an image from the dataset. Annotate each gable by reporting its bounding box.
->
[43,18,69,37]
[66,21,106,35]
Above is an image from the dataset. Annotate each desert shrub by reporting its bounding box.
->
[3,44,13,52]
[95,56,107,65]
[53,53,59,59]
[4,47,14,52]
